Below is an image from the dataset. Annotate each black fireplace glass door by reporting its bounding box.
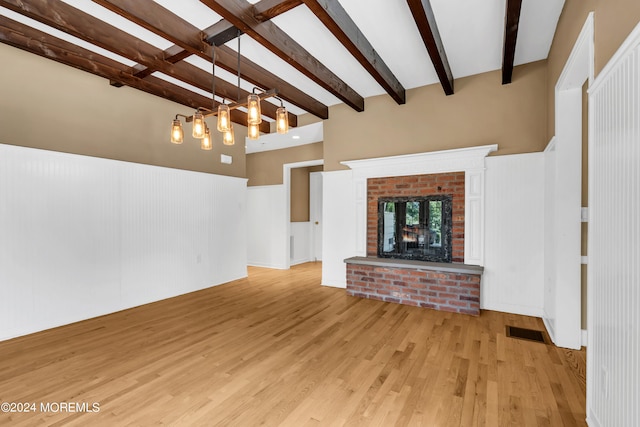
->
[377,195,452,262]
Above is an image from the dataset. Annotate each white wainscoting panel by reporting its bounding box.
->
[483,153,545,316]
[290,222,311,266]
[322,170,355,288]
[0,144,247,341]
[543,140,557,341]
[587,23,640,427]
[246,185,287,269]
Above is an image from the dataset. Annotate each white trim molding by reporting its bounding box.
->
[340,145,497,179]
[340,145,497,266]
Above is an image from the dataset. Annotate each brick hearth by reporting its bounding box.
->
[345,258,482,315]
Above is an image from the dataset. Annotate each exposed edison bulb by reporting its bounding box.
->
[276,106,289,134]
[201,126,213,150]
[248,123,260,140]
[247,94,262,125]
[217,104,231,132]
[223,124,235,146]
[192,112,205,139]
[170,119,184,144]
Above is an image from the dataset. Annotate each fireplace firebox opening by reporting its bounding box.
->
[377,195,453,263]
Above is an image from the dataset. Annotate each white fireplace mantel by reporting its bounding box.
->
[340,144,497,266]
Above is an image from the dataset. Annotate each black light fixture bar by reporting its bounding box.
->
[184,88,278,122]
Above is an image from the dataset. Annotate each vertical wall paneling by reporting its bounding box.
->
[321,170,355,288]
[0,144,247,341]
[246,185,288,269]
[588,23,640,427]
[543,139,557,339]
[290,222,311,265]
[483,153,545,316]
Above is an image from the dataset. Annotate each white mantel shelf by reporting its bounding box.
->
[340,145,498,179]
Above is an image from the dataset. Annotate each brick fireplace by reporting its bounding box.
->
[367,172,465,262]
[340,146,496,316]
[346,171,482,315]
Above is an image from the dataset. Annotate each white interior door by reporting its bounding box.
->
[310,172,323,261]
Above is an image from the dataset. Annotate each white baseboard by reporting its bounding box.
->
[290,257,311,266]
[587,408,601,427]
[481,302,544,318]
[247,262,289,270]
[543,316,556,345]
[581,329,588,347]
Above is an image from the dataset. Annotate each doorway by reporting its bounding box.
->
[284,160,324,269]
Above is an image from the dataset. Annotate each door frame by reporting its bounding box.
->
[283,159,324,269]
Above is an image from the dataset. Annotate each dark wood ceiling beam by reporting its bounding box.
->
[0,0,282,127]
[0,15,265,132]
[406,0,454,95]
[302,0,405,104]
[0,0,168,69]
[163,45,194,64]
[502,0,523,84]
[253,0,303,22]
[127,45,188,82]
[201,0,365,112]
[92,0,327,119]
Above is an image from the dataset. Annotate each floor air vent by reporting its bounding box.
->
[506,326,547,344]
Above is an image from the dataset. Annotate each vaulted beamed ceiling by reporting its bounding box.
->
[0,0,565,134]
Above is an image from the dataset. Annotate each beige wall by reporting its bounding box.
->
[291,165,323,222]
[322,61,547,170]
[246,142,324,186]
[0,43,246,177]
[594,0,640,75]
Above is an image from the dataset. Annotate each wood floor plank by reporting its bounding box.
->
[0,262,586,426]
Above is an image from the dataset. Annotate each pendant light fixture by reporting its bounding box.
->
[192,111,205,139]
[217,103,231,132]
[247,93,262,125]
[170,32,290,149]
[223,123,235,146]
[247,122,260,140]
[171,117,184,144]
[201,125,213,150]
[276,103,289,135]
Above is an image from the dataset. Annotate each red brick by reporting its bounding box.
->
[449,300,470,307]
[439,292,458,299]
[439,280,458,287]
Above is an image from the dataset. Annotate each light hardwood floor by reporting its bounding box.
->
[0,263,586,426]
